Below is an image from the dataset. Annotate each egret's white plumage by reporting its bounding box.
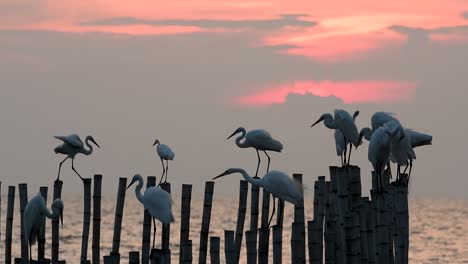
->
[227,127,283,177]
[407,130,432,148]
[312,109,360,166]
[24,193,63,261]
[153,139,175,185]
[214,168,302,226]
[371,112,400,132]
[127,174,174,248]
[54,134,100,181]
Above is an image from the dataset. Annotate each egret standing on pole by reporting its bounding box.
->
[153,139,175,186]
[54,134,100,182]
[24,193,64,262]
[311,109,360,166]
[213,168,302,227]
[226,127,283,177]
[127,174,175,249]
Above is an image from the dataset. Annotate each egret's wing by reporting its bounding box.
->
[54,134,83,148]
[157,144,175,160]
[334,130,346,156]
[248,130,273,141]
[407,129,432,148]
[248,130,283,151]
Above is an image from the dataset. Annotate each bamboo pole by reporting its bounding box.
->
[142,176,156,264]
[359,198,369,264]
[92,175,102,264]
[291,174,305,264]
[330,167,346,264]
[324,181,336,264]
[198,181,215,264]
[234,180,248,263]
[110,177,128,262]
[372,172,389,264]
[310,176,326,264]
[245,230,257,264]
[18,183,28,262]
[210,237,220,264]
[393,174,409,264]
[160,182,171,264]
[224,230,235,264]
[258,227,269,264]
[52,180,63,263]
[182,240,193,264]
[308,220,320,264]
[38,187,48,260]
[5,186,15,264]
[179,184,192,264]
[346,167,361,264]
[272,225,282,264]
[150,249,165,264]
[129,252,140,264]
[103,256,112,264]
[81,178,92,262]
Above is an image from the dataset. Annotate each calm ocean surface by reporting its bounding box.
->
[1,194,467,263]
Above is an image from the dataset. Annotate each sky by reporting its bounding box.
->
[0,0,467,199]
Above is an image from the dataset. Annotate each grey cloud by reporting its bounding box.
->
[80,14,316,30]
[463,12,468,19]
[390,24,468,37]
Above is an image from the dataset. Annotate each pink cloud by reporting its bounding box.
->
[235,80,417,105]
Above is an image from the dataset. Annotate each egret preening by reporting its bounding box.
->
[127,174,175,249]
[54,134,100,181]
[24,193,64,262]
[227,127,283,177]
[213,168,303,227]
[153,139,175,186]
[311,109,360,166]
[408,130,432,148]
[386,124,416,182]
[368,122,401,191]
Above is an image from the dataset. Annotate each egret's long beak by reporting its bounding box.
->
[226,131,238,140]
[60,208,64,227]
[152,142,157,146]
[311,117,324,127]
[90,138,101,148]
[127,180,136,190]
[213,172,228,180]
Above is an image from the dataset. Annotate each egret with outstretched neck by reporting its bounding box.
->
[153,139,175,186]
[24,193,64,262]
[227,127,283,177]
[311,109,360,166]
[127,174,175,249]
[213,168,302,227]
[54,134,100,181]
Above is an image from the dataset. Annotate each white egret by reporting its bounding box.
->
[386,123,416,181]
[213,168,303,227]
[368,121,401,191]
[127,174,175,249]
[408,130,432,148]
[371,112,400,132]
[227,128,283,177]
[311,109,360,166]
[54,134,100,181]
[24,193,64,262]
[153,139,175,186]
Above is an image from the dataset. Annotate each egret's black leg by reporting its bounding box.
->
[408,162,413,184]
[71,159,84,181]
[152,217,157,249]
[158,159,165,186]
[347,142,352,166]
[57,156,68,181]
[165,160,169,183]
[340,154,344,167]
[343,139,348,166]
[264,151,271,173]
[29,241,32,262]
[268,197,276,228]
[255,149,261,178]
[276,200,284,227]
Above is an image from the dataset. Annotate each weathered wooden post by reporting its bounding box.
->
[18,183,28,263]
[372,172,389,264]
[309,176,326,264]
[179,184,192,264]
[234,180,248,263]
[52,180,63,263]
[37,187,48,261]
[345,166,362,264]
[258,187,270,264]
[210,237,220,264]
[142,176,156,264]
[291,173,305,264]
[198,181,215,264]
[81,178,92,264]
[245,230,257,264]
[324,181,337,264]
[272,225,283,264]
[224,230,235,264]
[358,198,369,264]
[330,167,346,264]
[160,182,171,263]
[5,186,15,264]
[182,240,193,264]
[110,177,128,263]
[92,175,102,264]
[129,252,140,264]
[393,174,409,264]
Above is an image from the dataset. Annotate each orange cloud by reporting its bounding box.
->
[235,80,417,105]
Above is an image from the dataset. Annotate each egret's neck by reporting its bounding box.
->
[235,128,250,148]
[324,118,337,129]
[41,201,57,220]
[134,178,145,205]
[233,168,261,187]
[82,136,94,156]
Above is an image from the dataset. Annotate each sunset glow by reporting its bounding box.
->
[235,81,417,105]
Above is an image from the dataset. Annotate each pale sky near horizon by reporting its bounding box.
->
[1,0,467,198]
